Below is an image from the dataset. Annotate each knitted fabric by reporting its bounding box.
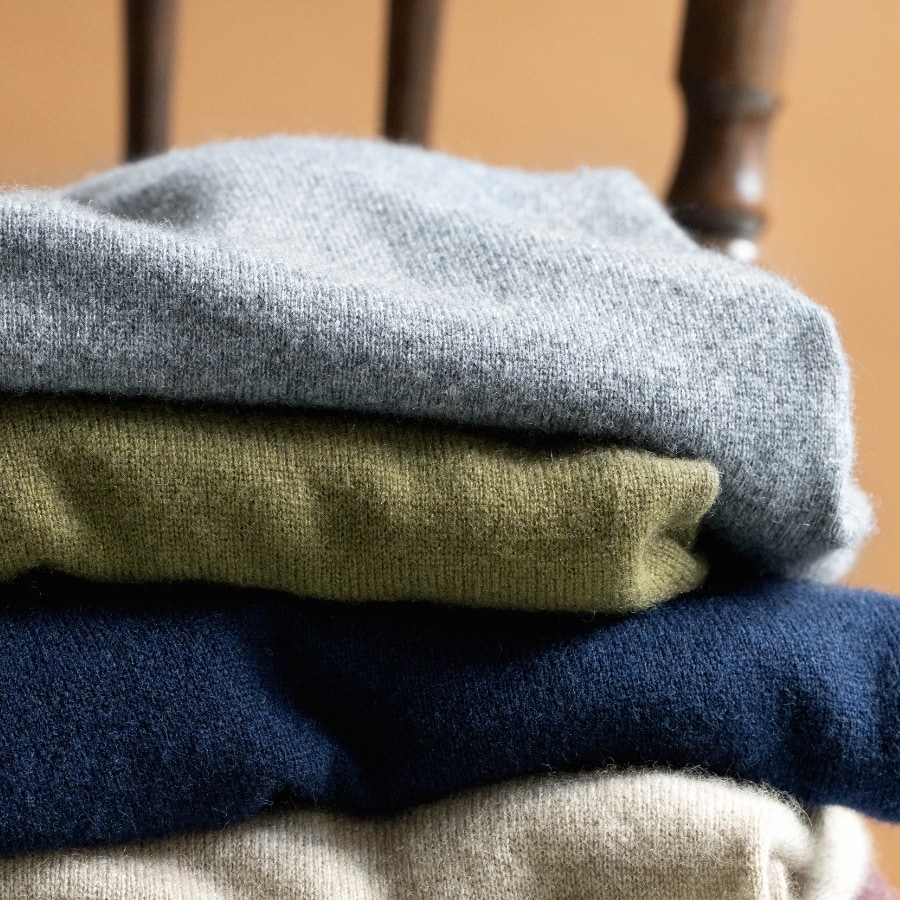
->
[0,136,870,577]
[0,395,716,612]
[0,573,898,853]
[0,771,872,900]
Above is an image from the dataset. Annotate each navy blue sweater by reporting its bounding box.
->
[1,573,898,853]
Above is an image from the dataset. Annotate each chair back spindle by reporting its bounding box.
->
[125,0,177,161]
[667,0,791,260]
[383,0,444,144]
[121,1,790,257]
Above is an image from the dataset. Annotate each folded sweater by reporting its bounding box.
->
[0,136,870,577]
[0,573,898,853]
[0,395,716,612]
[0,770,872,900]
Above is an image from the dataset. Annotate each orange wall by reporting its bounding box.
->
[1,0,898,885]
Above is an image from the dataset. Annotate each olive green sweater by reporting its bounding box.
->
[0,397,718,612]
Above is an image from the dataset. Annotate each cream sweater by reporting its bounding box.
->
[0,769,871,900]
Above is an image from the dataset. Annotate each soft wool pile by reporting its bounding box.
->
[0,136,890,897]
[0,136,871,576]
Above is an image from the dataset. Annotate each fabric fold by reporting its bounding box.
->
[0,573,897,853]
[0,136,871,576]
[0,394,717,612]
[0,770,872,900]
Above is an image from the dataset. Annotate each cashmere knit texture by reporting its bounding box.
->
[1,573,898,853]
[0,394,716,612]
[0,136,870,577]
[0,771,872,900]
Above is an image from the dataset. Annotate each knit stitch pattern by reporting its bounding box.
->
[0,136,871,576]
[0,395,716,612]
[0,771,872,900]
[0,573,897,853]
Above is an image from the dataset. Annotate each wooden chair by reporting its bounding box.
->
[125,0,789,260]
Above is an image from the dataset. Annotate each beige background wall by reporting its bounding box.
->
[1,0,898,885]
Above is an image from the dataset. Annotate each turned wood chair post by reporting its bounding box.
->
[122,0,790,262]
[667,0,792,260]
[125,0,177,161]
[383,0,444,144]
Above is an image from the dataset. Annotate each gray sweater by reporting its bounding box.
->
[0,136,871,577]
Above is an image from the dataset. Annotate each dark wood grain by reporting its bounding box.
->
[125,0,177,161]
[667,0,791,259]
[383,0,443,144]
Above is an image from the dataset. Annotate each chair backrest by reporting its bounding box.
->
[125,0,790,260]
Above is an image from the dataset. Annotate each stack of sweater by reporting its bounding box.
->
[0,136,896,899]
